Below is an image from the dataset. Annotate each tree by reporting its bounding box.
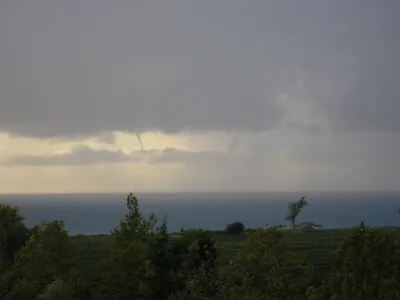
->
[3,220,78,300]
[0,204,29,271]
[93,193,220,300]
[147,227,218,300]
[286,197,308,230]
[307,223,400,300]
[169,230,218,300]
[38,278,75,300]
[96,193,160,300]
[147,215,176,300]
[218,227,312,300]
[225,221,245,234]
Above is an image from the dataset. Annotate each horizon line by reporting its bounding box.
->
[1,189,400,196]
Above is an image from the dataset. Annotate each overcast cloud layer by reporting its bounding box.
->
[1,0,399,138]
[1,1,400,193]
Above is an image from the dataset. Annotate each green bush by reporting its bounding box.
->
[307,223,400,300]
[225,221,245,234]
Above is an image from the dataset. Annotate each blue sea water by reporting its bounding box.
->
[1,192,399,235]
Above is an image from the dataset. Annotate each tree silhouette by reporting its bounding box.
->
[286,197,308,230]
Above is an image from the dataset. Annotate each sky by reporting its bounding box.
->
[0,0,399,194]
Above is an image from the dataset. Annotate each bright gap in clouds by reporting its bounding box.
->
[1,128,400,194]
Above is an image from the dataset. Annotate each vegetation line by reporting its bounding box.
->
[1,194,400,300]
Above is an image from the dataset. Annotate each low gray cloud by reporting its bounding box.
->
[305,58,400,133]
[95,132,117,145]
[1,146,137,166]
[1,1,399,138]
[150,147,229,165]
[1,145,230,167]
[285,122,321,135]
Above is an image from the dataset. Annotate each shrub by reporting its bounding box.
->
[219,228,312,299]
[307,223,400,300]
[3,221,78,300]
[225,222,245,234]
[38,278,74,300]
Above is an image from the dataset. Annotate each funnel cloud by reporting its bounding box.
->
[136,134,144,152]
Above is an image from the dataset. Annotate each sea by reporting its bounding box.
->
[1,192,399,235]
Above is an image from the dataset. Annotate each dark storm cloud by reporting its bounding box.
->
[0,0,399,138]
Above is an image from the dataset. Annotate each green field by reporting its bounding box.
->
[71,227,400,280]
[70,228,364,273]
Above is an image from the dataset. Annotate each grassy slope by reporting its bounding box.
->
[71,228,400,277]
[213,229,349,268]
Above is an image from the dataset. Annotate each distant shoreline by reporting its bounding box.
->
[70,225,400,237]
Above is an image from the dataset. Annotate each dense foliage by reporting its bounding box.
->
[307,223,400,300]
[0,204,29,270]
[1,194,400,299]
